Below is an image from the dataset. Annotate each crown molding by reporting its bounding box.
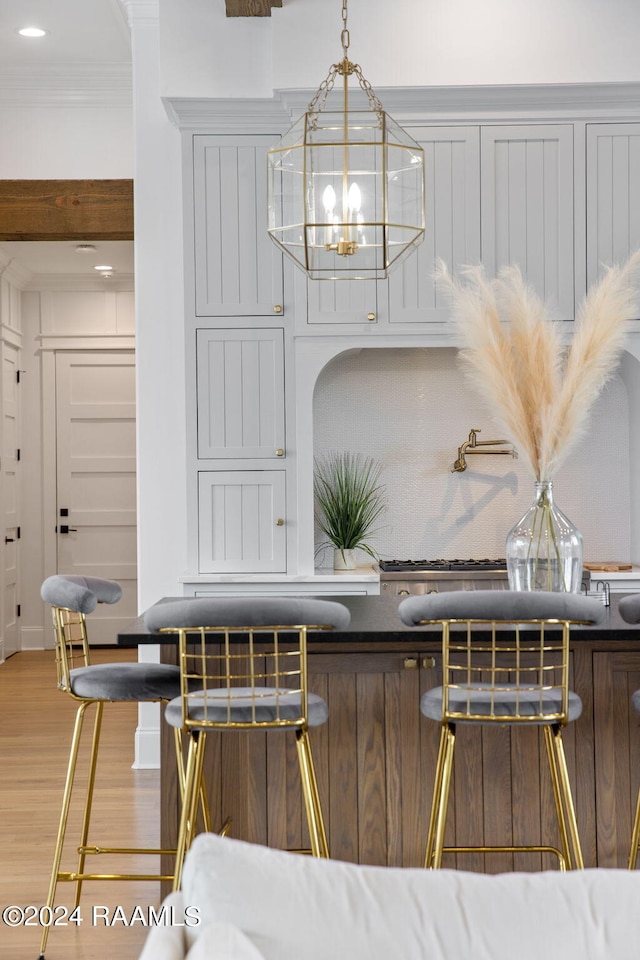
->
[163,97,290,133]
[0,62,132,109]
[165,81,640,131]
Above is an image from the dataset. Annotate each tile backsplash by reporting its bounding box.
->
[313,347,631,566]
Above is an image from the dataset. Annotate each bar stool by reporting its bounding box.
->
[618,593,640,869]
[143,596,351,890]
[38,575,183,959]
[399,590,606,871]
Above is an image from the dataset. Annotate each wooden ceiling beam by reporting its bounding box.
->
[0,179,134,241]
[225,0,282,17]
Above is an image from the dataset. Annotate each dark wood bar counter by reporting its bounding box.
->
[118,593,640,874]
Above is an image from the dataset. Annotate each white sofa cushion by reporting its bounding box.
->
[138,892,265,960]
[180,833,640,960]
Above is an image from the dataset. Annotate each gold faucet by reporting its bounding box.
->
[451,428,517,473]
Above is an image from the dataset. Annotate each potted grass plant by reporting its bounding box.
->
[314,451,386,570]
[437,252,640,592]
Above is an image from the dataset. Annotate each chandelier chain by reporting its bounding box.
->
[307,63,340,127]
[341,0,350,59]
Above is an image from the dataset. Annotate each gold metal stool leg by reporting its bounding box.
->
[173,731,207,892]
[73,702,104,906]
[38,701,90,960]
[549,724,584,870]
[431,724,456,869]
[425,724,450,869]
[296,728,329,858]
[544,724,571,870]
[629,784,640,870]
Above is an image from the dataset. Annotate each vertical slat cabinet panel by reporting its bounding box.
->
[193,136,283,316]
[593,651,640,867]
[196,328,285,459]
[389,127,481,323]
[198,470,286,572]
[301,274,385,326]
[586,124,640,309]
[481,125,575,319]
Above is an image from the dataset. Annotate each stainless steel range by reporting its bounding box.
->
[378,559,591,596]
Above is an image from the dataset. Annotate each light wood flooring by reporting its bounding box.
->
[0,649,163,960]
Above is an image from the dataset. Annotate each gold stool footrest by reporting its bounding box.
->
[78,845,176,855]
[437,845,567,870]
[58,871,174,882]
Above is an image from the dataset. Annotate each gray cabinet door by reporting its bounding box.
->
[481,124,575,319]
[299,273,385,328]
[196,328,285,460]
[193,136,283,316]
[389,127,481,324]
[586,123,640,304]
[198,470,286,573]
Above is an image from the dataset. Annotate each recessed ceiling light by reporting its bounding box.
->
[18,27,48,38]
[75,244,97,254]
[94,265,113,271]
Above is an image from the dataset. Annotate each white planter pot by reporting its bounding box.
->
[333,548,357,571]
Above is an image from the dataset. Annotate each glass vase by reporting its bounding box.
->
[506,480,583,593]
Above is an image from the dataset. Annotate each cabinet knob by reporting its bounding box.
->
[403,657,418,670]
[367,312,376,321]
[422,656,436,670]
[275,448,285,457]
[273,305,283,314]
[276,518,285,526]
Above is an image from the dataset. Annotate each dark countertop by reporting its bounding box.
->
[117,592,640,649]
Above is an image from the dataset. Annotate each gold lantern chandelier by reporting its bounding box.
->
[267,0,425,280]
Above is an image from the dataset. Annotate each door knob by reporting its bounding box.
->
[59,525,78,534]
[276,518,285,526]
[4,537,14,543]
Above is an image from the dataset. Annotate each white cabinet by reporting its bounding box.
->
[481,125,575,319]
[586,123,640,303]
[193,136,284,317]
[196,328,285,459]
[198,471,287,573]
[389,127,481,324]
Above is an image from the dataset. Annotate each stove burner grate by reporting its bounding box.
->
[378,558,508,573]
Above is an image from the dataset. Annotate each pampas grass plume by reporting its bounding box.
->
[437,252,640,480]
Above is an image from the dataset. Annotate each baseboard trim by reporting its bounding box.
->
[20,626,46,650]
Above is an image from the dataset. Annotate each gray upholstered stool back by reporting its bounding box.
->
[41,574,123,689]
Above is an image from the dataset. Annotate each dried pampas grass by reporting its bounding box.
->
[437,252,640,480]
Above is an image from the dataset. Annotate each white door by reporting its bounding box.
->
[55,351,137,645]
[1,341,20,659]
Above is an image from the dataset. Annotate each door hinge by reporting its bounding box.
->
[16,370,21,384]
[16,604,21,618]
[16,449,20,461]
[16,526,20,540]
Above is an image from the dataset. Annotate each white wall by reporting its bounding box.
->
[160,0,640,98]
[0,105,132,179]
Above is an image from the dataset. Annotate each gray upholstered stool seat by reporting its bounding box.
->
[165,686,329,727]
[618,595,640,869]
[145,594,351,890]
[420,684,583,723]
[68,661,181,701]
[399,589,605,872]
